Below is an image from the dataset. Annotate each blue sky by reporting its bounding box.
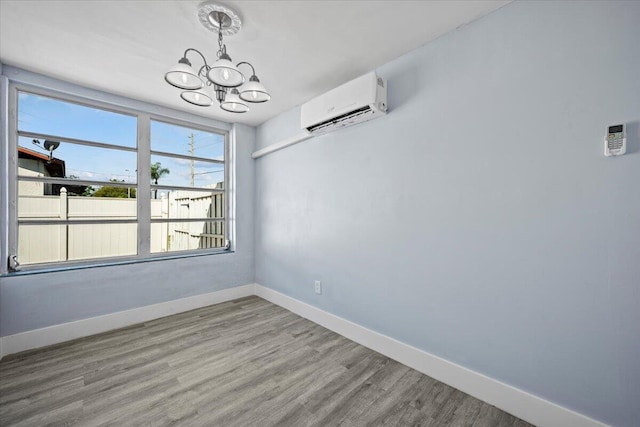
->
[18,92,225,189]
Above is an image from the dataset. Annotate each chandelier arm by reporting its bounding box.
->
[236,62,256,76]
[184,48,210,69]
[197,65,210,79]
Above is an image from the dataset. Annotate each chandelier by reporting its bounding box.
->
[164,2,270,113]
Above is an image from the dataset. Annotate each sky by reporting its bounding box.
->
[17,92,225,190]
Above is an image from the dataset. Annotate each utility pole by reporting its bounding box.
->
[189,133,195,187]
[125,169,132,198]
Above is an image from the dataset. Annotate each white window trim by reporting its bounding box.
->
[0,66,235,274]
[0,75,10,274]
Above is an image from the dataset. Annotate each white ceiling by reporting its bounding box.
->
[0,0,508,127]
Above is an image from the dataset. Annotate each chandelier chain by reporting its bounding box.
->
[217,16,224,58]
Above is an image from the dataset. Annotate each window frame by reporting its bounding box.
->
[5,81,232,273]
[148,116,229,254]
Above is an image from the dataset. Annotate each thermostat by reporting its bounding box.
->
[604,123,626,156]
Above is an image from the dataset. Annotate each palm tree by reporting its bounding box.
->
[150,162,170,199]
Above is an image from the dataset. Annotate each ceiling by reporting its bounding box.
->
[0,1,509,127]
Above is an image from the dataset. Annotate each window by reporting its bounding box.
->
[7,88,229,270]
[149,120,227,253]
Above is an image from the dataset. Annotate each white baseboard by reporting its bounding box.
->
[254,284,607,427]
[0,284,255,359]
[0,282,608,427]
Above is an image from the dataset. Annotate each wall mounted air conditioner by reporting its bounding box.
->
[300,72,387,135]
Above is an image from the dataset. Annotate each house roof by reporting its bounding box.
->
[18,146,50,162]
[18,146,66,177]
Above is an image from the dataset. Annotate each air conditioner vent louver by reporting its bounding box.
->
[305,106,373,133]
[301,72,387,136]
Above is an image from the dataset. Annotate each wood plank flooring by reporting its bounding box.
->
[0,296,534,426]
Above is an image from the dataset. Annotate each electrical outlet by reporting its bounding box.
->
[314,280,322,295]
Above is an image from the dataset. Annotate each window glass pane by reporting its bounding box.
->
[150,154,224,188]
[18,223,137,265]
[18,137,137,184]
[151,120,224,160]
[151,220,225,253]
[151,187,225,254]
[18,92,136,147]
[151,189,224,219]
[18,223,62,264]
[19,183,136,219]
[17,189,61,219]
[67,223,137,260]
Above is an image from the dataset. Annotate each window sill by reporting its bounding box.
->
[1,249,234,277]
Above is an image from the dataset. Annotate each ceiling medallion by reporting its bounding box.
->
[197,2,241,36]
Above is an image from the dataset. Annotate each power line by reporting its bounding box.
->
[65,168,136,182]
[193,170,224,176]
[193,141,224,150]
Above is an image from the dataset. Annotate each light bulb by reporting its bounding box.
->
[222,69,230,81]
[194,93,200,101]
[181,73,187,84]
[230,102,237,110]
[251,91,258,100]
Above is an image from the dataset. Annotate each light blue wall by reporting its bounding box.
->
[255,2,640,426]
[0,69,256,336]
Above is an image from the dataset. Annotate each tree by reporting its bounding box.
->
[66,174,95,196]
[150,162,170,199]
[92,179,136,198]
[82,186,96,197]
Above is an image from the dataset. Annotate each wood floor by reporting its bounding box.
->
[0,296,533,426]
